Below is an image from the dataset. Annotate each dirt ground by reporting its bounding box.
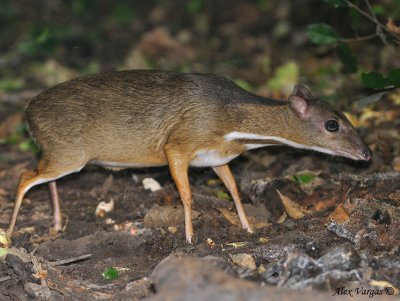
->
[0,92,399,300]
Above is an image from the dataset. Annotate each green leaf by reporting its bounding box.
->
[217,191,231,200]
[102,267,119,281]
[292,172,316,185]
[267,61,299,91]
[0,248,7,257]
[372,5,385,15]
[388,69,400,87]
[361,72,391,89]
[350,7,362,32]
[306,23,339,45]
[323,0,346,8]
[336,42,357,73]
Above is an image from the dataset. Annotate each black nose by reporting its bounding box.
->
[362,147,372,161]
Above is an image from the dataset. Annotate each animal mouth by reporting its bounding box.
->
[334,150,368,161]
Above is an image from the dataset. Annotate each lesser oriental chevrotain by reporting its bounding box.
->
[7,70,372,243]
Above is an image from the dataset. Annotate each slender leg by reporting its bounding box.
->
[164,146,193,243]
[213,164,253,233]
[7,160,84,237]
[7,170,46,236]
[48,181,62,231]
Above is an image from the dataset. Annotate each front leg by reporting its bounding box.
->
[213,164,253,233]
[164,145,194,243]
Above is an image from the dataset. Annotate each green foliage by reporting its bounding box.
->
[306,24,339,45]
[102,267,119,281]
[186,0,205,14]
[112,2,136,25]
[18,28,55,56]
[0,78,24,92]
[361,69,400,89]
[217,191,231,200]
[291,171,317,185]
[267,61,299,91]
[307,1,400,90]
[0,0,16,20]
[336,42,357,73]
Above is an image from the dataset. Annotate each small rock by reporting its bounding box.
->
[317,244,361,272]
[144,205,200,227]
[24,282,51,299]
[125,277,153,299]
[143,178,162,192]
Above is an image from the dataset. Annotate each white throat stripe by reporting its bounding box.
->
[224,131,336,156]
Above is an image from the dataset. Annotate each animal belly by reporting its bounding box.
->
[190,149,239,167]
[91,160,167,169]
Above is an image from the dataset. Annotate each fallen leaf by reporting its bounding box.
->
[224,242,247,248]
[0,230,11,247]
[95,198,115,218]
[144,204,200,227]
[168,226,177,234]
[277,212,287,223]
[142,178,162,192]
[215,207,241,227]
[258,237,269,243]
[326,204,349,224]
[386,18,400,34]
[230,253,256,271]
[277,190,311,219]
[216,191,231,200]
[215,207,269,229]
[207,179,222,186]
[313,198,337,211]
[369,279,399,295]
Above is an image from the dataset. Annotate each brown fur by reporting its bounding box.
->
[8,70,371,241]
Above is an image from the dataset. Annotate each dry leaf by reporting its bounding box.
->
[168,226,177,234]
[386,18,400,34]
[224,242,247,248]
[369,279,399,294]
[277,212,287,223]
[230,253,256,271]
[277,190,311,219]
[215,207,241,227]
[215,207,270,229]
[326,204,349,224]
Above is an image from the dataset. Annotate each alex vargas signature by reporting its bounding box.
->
[333,286,395,298]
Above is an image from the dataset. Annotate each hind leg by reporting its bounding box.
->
[7,159,85,237]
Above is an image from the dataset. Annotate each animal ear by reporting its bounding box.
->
[288,95,309,117]
[292,84,313,100]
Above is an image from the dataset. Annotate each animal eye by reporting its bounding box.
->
[325,120,339,132]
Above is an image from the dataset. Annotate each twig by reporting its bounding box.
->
[344,0,400,45]
[49,254,92,266]
[342,33,377,42]
[0,276,11,283]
